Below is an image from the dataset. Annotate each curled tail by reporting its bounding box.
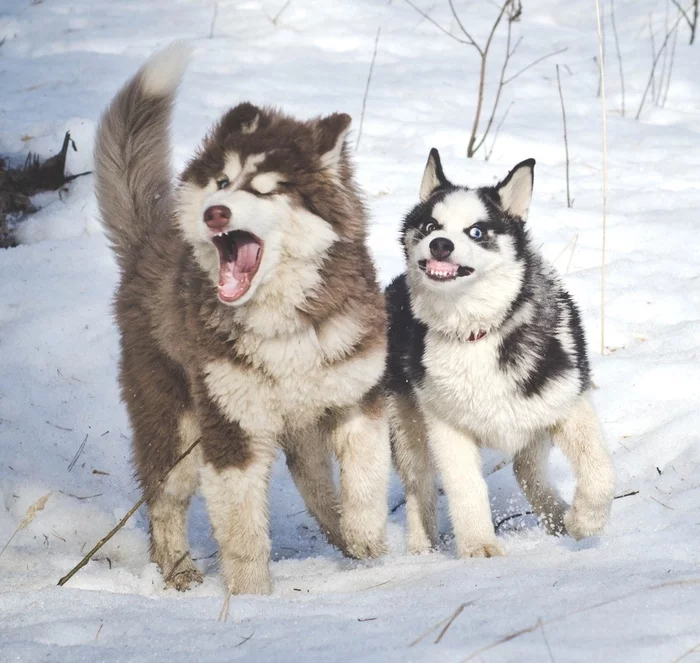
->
[94,42,191,269]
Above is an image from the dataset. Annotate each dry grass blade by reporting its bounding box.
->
[462,578,700,661]
[218,587,233,622]
[57,438,201,586]
[556,64,571,208]
[0,491,52,558]
[409,601,473,647]
[356,26,381,152]
[434,602,468,644]
[595,0,608,356]
[671,640,700,662]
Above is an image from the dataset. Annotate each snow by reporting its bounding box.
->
[1,0,700,660]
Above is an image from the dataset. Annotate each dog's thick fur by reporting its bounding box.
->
[386,149,615,557]
[95,43,390,594]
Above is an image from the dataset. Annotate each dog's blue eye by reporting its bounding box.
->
[469,226,483,240]
[216,177,229,190]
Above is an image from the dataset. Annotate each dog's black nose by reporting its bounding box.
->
[204,205,231,230]
[429,237,454,260]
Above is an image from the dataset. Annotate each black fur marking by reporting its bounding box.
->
[384,274,427,395]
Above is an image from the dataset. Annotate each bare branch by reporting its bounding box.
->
[662,23,679,106]
[556,65,572,209]
[402,0,473,46]
[356,27,382,152]
[670,0,692,27]
[485,101,514,161]
[502,46,568,85]
[610,0,626,116]
[637,13,684,119]
[447,0,485,53]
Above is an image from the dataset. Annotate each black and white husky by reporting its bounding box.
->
[386,149,615,557]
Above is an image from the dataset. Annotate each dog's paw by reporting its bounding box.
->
[564,505,609,540]
[163,557,203,592]
[340,514,387,559]
[222,559,272,596]
[458,540,505,559]
[538,508,568,536]
[407,527,437,555]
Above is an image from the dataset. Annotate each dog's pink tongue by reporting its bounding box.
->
[218,236,261,301]
[233,237,260,275]
[426,259,458,276]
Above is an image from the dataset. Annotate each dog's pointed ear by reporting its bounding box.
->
[497,158,536,220]
[316,113,352,171]
[420,148,448,202]
[220,102,262,135]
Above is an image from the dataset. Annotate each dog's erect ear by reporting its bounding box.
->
[316,113,352,171]
[496,158,536,220]
[220,102,261,135]
[420,148,448,202]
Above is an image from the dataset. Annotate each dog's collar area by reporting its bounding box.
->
[466,329,488,342]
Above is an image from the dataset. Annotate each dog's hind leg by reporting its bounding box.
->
[124,344,203,591]
[513,435,568,535]
[148,411,203,591]
[284,429,343,550]
[332,391,391,559]
[388,393,438,554]
[551,393,615,540]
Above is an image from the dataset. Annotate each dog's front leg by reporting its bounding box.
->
[424,413,504,558]
[551,394,615,540]
[332,396,390,559]
[195,390,276,595]
[199,442,276,595]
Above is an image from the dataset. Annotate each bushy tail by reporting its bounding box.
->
[94,42,191,269]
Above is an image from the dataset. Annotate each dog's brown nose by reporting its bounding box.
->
[429,237,454,260]
[204,205,231,230]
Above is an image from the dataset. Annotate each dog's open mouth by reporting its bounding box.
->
[418,259,474,281]
[211,230,263,303]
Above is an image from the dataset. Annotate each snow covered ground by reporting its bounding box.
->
[1,0,699,660]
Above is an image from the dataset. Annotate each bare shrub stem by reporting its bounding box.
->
[356,27,382,152]
[610,0,625,116]
[555,64,571,208]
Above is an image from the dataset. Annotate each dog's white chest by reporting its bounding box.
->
[203,326,383,438]
[419,330,576,453]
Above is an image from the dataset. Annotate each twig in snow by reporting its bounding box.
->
[67,434,88,471]
[650,495,674,510]
[57,438,201,587]
[609,0,625,116]
[410,601,474,646]
[356,27,382,152]
[0,492,52,559]
[95,623,103,641]
[494,510,534,532]
[614,490,639,499]
[565,233,579,274]
[271,0,292,25]
[434,602,468,644]
[670,0,698,44]
[595,0,608,357]
[462,578,700,661]
[662,24,679,107]
[636,12,684,119]
[236,631,255,647]
[555,64,571,208]
[403,0,564,158]
[46,421,73,432]
[671,640,700,662]
[538,618,555,663]
[485,101,514,161]
[209,2,218,38]
[218,587,233,622]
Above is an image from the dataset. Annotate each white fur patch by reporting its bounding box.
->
[140,41,191,98]
[250,172,282,195]
[203,343,385,437]
[431,190,488,232]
